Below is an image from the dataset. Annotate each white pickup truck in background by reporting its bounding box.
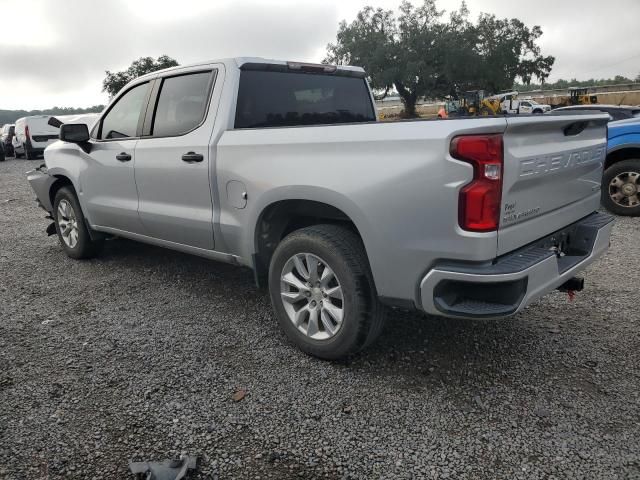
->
[497,92,552,114]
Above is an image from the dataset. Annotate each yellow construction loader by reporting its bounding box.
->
[440,90,501,118]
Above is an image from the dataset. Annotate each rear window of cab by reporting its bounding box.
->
[235,70,375,129]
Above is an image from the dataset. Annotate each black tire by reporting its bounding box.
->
[0,144,5,162]
[268,224,384,360]
[53,186,104,259]
[601,159,640,216]
[532,109,543,114]
[24,143,35,160]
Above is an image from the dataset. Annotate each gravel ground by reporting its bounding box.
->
[0,157,639,480]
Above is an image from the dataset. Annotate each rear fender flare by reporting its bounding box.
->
[244,185,382,285]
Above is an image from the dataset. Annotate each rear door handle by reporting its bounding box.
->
[182,152,203,163]
[116,152,132,162]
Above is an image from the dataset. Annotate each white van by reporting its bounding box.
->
[1,124,15,156]
[13,116,61,160]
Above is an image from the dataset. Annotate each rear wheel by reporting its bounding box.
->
[602,159,640,216]
[53,187,104,259]
[268,224,385,360]
[0,145,5,162]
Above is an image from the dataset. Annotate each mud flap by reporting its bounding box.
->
[46,222,57,236]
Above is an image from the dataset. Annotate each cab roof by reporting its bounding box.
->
[137,57,365,82]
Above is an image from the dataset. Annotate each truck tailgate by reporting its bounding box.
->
[498,113,609,255]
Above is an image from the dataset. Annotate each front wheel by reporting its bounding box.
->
[53,187,104,258]
[268,224,385,360]
[602,159,640,216]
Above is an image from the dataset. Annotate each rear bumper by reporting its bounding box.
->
[419,212,614,318]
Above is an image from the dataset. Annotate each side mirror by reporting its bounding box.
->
[60,123,90,143]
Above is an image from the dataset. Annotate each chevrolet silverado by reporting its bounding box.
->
[27,58,614,359]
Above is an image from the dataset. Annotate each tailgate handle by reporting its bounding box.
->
[564,121,588,137]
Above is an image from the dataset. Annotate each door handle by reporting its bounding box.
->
[116,152,132,162]
[182,152,204,163]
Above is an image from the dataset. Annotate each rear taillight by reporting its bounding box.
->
[451,134,503,232]
[25,125,30,141]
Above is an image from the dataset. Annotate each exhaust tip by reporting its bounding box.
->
[557,276,584,292]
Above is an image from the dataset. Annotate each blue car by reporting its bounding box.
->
[604,116,640,216]
[554,105,640,216]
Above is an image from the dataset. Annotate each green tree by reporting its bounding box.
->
[514,74,637,92]
[326,1,448,116]
[325,0,555,116]
[471,13,554,93]
[102,55,179,98]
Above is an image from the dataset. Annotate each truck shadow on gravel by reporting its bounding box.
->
[96,238,546,378]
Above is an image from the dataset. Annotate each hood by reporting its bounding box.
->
[608,117,640,140]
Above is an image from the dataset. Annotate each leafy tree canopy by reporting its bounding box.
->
[515,75,638,92]
[102,55,179,98]
[325,0,555,116]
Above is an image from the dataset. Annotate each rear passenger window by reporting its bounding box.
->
[151,72,213,137]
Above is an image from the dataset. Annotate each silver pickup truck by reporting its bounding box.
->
[27,57,613,359]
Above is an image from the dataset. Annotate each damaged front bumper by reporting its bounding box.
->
[26,164,56,213]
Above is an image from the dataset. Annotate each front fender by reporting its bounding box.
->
[41,142,92,221]
[607,134,640,154]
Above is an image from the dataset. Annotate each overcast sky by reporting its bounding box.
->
[1,0,639,110]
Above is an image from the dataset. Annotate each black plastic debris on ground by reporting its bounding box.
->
[129,455,198,480]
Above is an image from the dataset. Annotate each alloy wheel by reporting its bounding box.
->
[279,253,344,340]
[57,199,79,248]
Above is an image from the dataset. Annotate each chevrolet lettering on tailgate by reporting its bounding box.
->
[518,146,605,178]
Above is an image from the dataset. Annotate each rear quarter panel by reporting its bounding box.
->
[216,118,508,303]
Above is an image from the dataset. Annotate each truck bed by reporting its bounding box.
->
[216,112,609,304]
